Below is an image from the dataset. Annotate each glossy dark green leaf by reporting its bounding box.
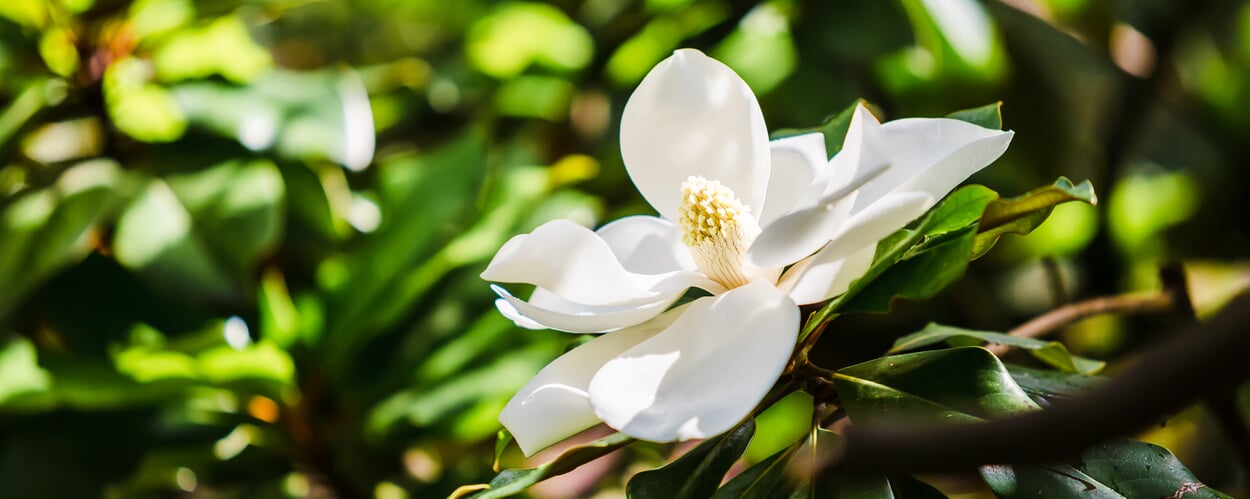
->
[461,432,634,499]
[834,347,1039,424]
[1073,438,1230,498]
[946,102,1003,130]
[972,177,1097,259]
[630,420,756,499]
[842,225,978,314]
[1006,364,1106,405]
[711,436,801,499]
[809,186,997,322]
[769,100,862,158]
[981,438,1232,499]
[889,324,1105,375]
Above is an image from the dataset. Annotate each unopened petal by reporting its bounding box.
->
[588,281,799,442]
[621,49,770,221]
[500,307,686,456]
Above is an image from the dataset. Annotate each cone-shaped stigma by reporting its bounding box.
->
[677,176,762,289]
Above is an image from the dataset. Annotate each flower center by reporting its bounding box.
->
[677,176,761,290]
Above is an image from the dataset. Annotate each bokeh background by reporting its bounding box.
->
[2,0,1249,497]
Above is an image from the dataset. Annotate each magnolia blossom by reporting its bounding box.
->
[481,49,1013,455]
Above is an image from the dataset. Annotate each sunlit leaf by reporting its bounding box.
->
[0,337,51,404]
[629,420,755,499]
[710,436,802,499]
[457,432,635,499]
[889,323,1105,374]
[1005,364,1106,406]
[0,160,120,322]
[770,100,861,159]
[466,2,593,78]
[946,101,1002,129]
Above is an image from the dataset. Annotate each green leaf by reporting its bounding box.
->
[836,348,1223,497]
[1074,439,1230,498]
[807,178,1093,322]
[810,185,997,319]
[711,436,802,499]
[833,348,1095,496]
[0,337,51,405]
[461,432,635,499]
[834,347,1039,425]
[972,177,1097,259]
[174,69,373,169]
[114,159,284,302]
[889,324,1106,375]
[770,100,862,158]
[1006,364,1106,404]
[0,160,120,323]
[630,420,756,499]
[946,102,1003,130]
[843,225,978,314]
[982,439,1232,498]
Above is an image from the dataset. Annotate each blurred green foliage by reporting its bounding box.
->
[2,0,1249,497]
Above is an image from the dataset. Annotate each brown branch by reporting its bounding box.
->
[821,292,1250,473]
[985,289,1176,355]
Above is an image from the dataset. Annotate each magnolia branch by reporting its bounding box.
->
[984,290,1178,356]
[821,292,1250,473]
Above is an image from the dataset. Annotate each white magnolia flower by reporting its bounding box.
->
[482,49,1013,455]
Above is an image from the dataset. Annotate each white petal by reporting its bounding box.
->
[588,281,799,442]
[620,49,770,221]
[826,103,891,200]
[780,243,876,305]
[852,115,1011,213]
[758,133,829,226]
[885,120,1013,203]
[493,285,682,333]
[747,161,888,270]
[814,191,933,264]
[500,306,687,456]
[596,215,696,274]
[482,219,701,307]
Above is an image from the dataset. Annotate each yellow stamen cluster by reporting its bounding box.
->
[677,176,759,289]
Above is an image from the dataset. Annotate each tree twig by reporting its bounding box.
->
[985,289,1176,356]
[820,293,1250,473]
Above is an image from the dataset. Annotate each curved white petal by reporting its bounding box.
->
[493,285,683,333]
[500,306,687,456]
[588,281,799,442]
[596,216,696,274]
[780,243,876,305]
[852,113,1011,213]
[758,133,829,226]
[747,162,888,270]
[826,103,891,201]
[884,120,1013,203]
[620,49,770,221]
[482,219,702,307]
[814,191,933,264]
